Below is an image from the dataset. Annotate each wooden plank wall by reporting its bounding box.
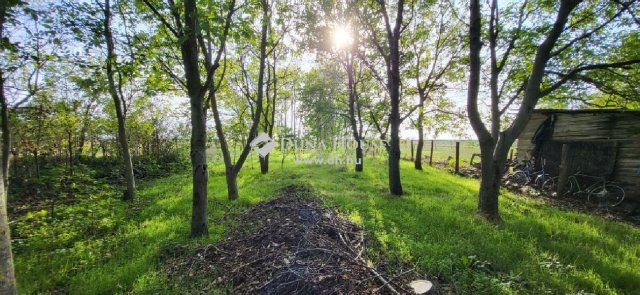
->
[517,111,640,203]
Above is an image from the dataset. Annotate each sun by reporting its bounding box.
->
[332,25,354,50]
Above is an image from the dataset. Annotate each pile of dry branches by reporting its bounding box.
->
[167,186,432,294]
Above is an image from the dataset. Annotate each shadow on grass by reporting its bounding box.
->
[14,157,640,294]
[308,160,639,294]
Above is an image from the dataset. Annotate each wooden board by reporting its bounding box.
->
[517,111,640,202]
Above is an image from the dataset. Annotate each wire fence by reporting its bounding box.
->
[397,140,478,166]
[206,138,518,171]
[399,139,518,168]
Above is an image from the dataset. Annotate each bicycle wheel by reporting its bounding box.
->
[541,177,557,192]
[507,171,529,186]
[587,185,625,207]
[534,173,550,188]
[563,177,576,196]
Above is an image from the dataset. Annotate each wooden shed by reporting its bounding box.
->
[516,109,640,205]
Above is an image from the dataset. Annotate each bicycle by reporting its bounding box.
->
[563,172,625,207]
[505,158,553,190]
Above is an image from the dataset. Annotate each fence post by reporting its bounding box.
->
[455,141,460,174]
[557,144,570,194]
[429,140,434,166]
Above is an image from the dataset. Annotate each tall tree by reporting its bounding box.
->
[343,52,365,172]
[210,0,268,199]
[359,0,410,195]
[259,0,291,174]
[142,0,236,236]
[405,1,463,170]
[0,0,17,292]
[467,0,640,221]
[103,0,136,200]
[0,2,51,194]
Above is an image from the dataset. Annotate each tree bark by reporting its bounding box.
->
[225,167,239,200]
[210,0,267,200]
[468,0,581,220]
[259,154,269,174]
[260,53,276,174]
[0,171,15,295]
[0,93,9,195]
[180,0,209,236]
[104,0,136,201]
[0,2,16,291]
[414,104,424,170]
[189,106,208,235]
[477,149,503,222]
[345,56,363,172]
[67,130,73,176]
[388,30,403,195]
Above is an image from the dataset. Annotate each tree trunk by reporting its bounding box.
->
[225,167,239,200]
[0,6,16,286]
[77,125,86,158]
[355,145,363,172]
[388,40,403,195]
[476,145,504,222]
[117,121,136,200]
[345,57,363,172]
[259,154,269,174]
[104,0,136,201]
[385,0,404,196]
[0,172,16,295]
[34,109,43,178]
[34,151,40,179]
[260,54,277,174]
[0,95,9,195]
[414,105,424,170]
[67,131,73,176]
[190,111,208,235]
[467,0,580,221]
[209,0,266,200]
[176,0,210,237]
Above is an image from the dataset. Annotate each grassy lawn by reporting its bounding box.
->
[11,156,640,294]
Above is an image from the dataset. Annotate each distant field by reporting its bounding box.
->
[398,139,481,165]
[206,139,518,167]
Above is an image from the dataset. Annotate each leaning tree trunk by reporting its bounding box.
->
[225,167,239,200]
[104,0,136,201]
[215,0,267,200]
[115,114,136,200]
[414,104,424,170]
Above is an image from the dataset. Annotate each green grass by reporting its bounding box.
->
[12,155,640,294]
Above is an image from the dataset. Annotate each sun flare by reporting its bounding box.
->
[332,25,354,49]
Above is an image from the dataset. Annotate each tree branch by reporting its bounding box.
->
[141,0,179,38]
[541,59,640,96]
